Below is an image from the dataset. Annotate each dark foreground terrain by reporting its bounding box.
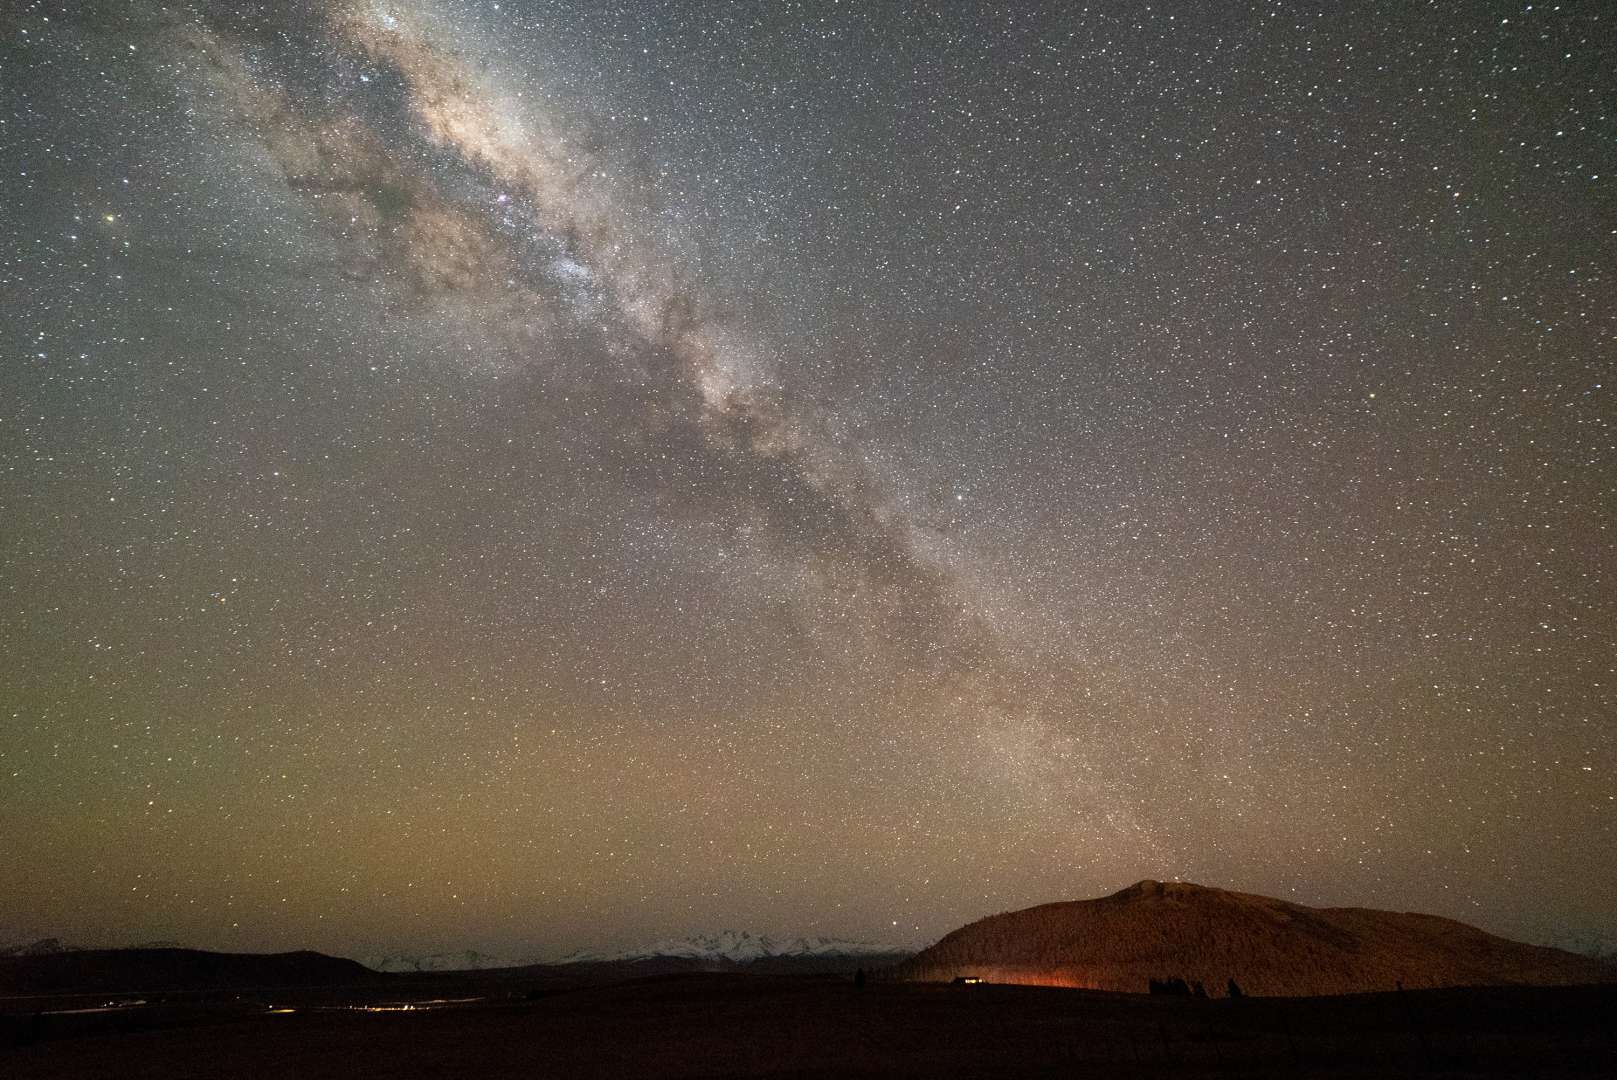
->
[4,972,1614,1078]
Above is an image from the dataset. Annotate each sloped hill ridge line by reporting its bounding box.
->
[897,880,1617,997]
[0,947,376,995]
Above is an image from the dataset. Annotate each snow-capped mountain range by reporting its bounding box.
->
[1545,930,1615,961]
[556,930,899,965]
[360,950,526,974]
[0,937,69,958]
[0,937,188,957]
[355,932,901,972]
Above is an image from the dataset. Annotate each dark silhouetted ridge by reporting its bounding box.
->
[0,947,377,995]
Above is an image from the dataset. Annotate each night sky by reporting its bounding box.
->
[2,1,1613,960]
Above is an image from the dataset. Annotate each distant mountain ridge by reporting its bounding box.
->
[1546,930,1616,961]
[359,950,527,974]
[0,937,69,958]
[356,931,899,973]
[558,930,896,965]
[898,880,1617,997]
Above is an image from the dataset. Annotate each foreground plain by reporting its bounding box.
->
[5,973,1616,1078]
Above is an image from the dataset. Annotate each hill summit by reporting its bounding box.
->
[897,880,1615,997]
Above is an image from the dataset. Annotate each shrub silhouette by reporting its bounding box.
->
[1149,977,1192,996]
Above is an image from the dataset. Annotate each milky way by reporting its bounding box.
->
[2,1,1613,958]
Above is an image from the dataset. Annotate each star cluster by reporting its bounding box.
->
[1,0,1612,957]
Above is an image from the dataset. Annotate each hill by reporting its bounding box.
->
[0,948,377,996]
[896,880,1617,996]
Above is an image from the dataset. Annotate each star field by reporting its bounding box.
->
[1,1,1613,959]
